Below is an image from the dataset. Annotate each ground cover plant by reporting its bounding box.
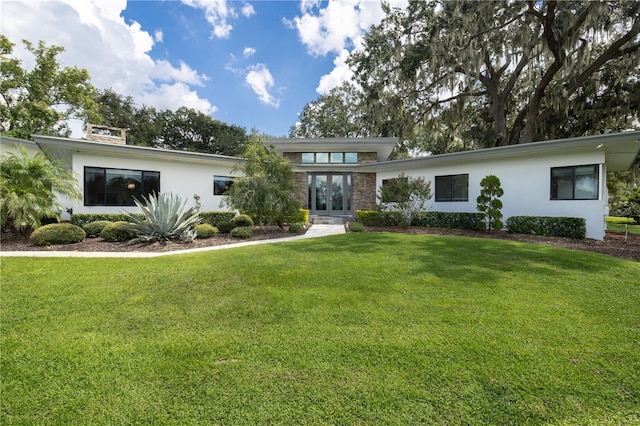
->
[2,234,639,424]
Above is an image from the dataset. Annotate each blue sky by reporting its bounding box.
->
[1,0,395,137]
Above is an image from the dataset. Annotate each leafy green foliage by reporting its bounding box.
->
[346,1,640,151]
[0,36,101,138]
[286,209,310,225]
[476,175,504,231]
[81,220,112,238]
[349,222,366,232]
[610,187,640,223]
[230,226,253,239]
[199,211,235,227]
[125,192,200,243]
[377,173,432,227]
[224,134,301,227]
[92,89,248,156]
[357,209,484,230]
[194,223,217,239]
[99,221,138,242]
[231,214,254,228]
[216,220,235,234]
[288,222,304,233]
[1,145,81,231]
[28,223,85,246]
[70,213,144,227]
[506,216,587,239]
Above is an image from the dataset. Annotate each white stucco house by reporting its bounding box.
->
[1,126,639,240]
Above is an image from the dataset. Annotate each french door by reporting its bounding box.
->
[308,173,352,215]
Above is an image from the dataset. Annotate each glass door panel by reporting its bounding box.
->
[331,174,344,212]
[315,175,327,211]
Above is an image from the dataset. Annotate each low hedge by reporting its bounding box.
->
[356,210,483,231]
[288,222,305,233]
[194,223,217,239]
[413,211,484,231]
[199,211,235,226]
[30,223,86,246]
[71,213,143,227]
[82,220,112,238]
[506,216,586,239]
[230,226,253,239]
[100,221,138,242]
[231,214,254,228]
[606,216,636,225]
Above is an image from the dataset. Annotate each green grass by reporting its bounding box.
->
[2,233,639,425]
[606,217,640,234]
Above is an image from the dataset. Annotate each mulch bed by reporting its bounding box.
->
[1,226,639,262]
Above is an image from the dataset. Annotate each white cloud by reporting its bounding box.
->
[182,0,254,39]
[243,47,256,57]
[290,0,386,56]
[291,0,407,93]
[241,3,256,18]
[0,0,217,136]
[246,64,279,107]
[154,30,164,43]
[151,60,209,86]
[316,49,353,95]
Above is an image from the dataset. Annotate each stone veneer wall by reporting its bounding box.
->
[293,172,308,208]
[352,172,377,211]
[86,124,126,144]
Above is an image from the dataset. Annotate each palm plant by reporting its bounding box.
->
[1,145,81,232]
[124,192,200,243]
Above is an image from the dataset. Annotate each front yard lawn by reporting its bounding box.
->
[2,233,639,424]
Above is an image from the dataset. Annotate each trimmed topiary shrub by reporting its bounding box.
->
[349,222,365,232]
[199,211,235,226]
[230,226,253,239]
[506,216,586,239]
[195,223,217,238]
[217,220,235,234]
[231,214,254,228]
[30,223,86,246]
[100,221,138,242]
[288,222,304,233]
[82,220,112,238]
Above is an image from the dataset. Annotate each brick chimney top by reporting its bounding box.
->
[86,124,126,144]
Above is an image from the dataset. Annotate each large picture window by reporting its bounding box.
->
[84,167,160,206]
[214,176,235,195]
[435,174,469,202]
[551,165,599,200]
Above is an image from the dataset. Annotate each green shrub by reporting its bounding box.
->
[100,221,138,242]
[506,216,586,239]
[288,222,304,233]
[230,226,253,239]
[195,223,217,238]
[70,213,144,227]
[349,222,366,232]
[356,210,400,226]
[231,214,254,228]
[284,209,309,224]
[606,216,636,225]
[413,211,484,231]
[199,211,235,226]
[82,220,112,238]
[29,223,85,246]
[217,220,235,234]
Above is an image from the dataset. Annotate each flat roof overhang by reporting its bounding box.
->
[31,135,243,168]
[268,137,398,162]
[357,131,640,173]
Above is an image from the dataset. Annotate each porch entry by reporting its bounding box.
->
[308,173,352,216]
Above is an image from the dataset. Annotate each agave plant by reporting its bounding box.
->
[124,192,201,243]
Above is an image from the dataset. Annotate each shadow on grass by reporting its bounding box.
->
[269,232,622,286]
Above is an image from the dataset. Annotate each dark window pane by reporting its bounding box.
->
[84,167,105,206]
[143,171,160,197]
[451,174,469,201]
[435,176,452,201]
[84,167,160,206]
[214,176,235,195]
[551,165,598,200]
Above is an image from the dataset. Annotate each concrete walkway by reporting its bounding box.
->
[0,224,346,258]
